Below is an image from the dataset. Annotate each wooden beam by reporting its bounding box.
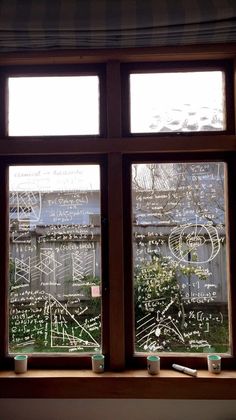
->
[108,153,125,370]
[106,61,122,138]
[0,136,235,156]
[0,163,9,363]
[1,43,236,65]
[1,369,236,399]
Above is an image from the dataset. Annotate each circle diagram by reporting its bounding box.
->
[168,223,221,264]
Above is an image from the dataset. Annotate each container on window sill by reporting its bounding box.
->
[14,355,28,374]
[92,354,105,373]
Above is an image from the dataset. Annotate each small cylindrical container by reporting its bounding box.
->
[92,354,105,373]
[147,355,160,375]
[14,355,28,373]
[207,354,221,374]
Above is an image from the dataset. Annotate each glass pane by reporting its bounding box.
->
[132,162,230,354]
[130,72,225,133]
[9,165,102,354]
[8,76,99,136]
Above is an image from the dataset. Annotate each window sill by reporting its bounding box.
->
[0,370,236,399]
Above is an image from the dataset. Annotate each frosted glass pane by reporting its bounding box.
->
[130,72,225,133]
[132,162,230,354]
[8,76,99,135]
[9,165,101,354]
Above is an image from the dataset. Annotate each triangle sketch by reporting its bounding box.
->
[47,293,99,349]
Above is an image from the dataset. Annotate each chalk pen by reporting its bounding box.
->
[172,363,197,377]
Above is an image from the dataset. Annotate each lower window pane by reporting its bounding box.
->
[9,165,101,354]
[132,162,230,354]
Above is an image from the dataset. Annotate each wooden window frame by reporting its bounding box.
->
[0,154,110,370]
[0,47,236,378]
[0,64,107,139]
[124,152,236,370]
[121,60,235,137]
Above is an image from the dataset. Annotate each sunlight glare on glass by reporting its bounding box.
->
[130,71,225,133]
[8,76,99,136]
[9,165,100,192]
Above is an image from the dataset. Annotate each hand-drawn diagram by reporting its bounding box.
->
[14,257,31,284]
[12,230,31,244]
[10,190,42,222]
[136,302,225,352]
[168,221,221,264]
[47,293,99,349]
[9,289,101,352]
[136,310,185,352]
[35,249,62,275]
[72,250,95,283]
[34,248,63,285]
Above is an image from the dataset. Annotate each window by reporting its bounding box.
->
[9,165,102,354]
[0,56,236,371]
[122,61,234,137]
[132,161,229,354]
[130,71,225,133]
[8,76,100,136]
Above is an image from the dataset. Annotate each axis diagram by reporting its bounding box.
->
[168,220,221,264]
[46,293,100,350]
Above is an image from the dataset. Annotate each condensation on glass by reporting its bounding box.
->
[9,165,101,354]
[132,162,230,354]
[130,71,225,133]
[8,76,99,136]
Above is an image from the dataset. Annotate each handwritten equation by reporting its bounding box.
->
[133,162,229,353]
[9,165,102,354]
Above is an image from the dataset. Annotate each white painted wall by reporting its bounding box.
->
[1,399,236,420]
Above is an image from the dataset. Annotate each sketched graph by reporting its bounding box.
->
[72,250,95,282]
[14,257,31,284]
[136,308,185,352]
[47,293,99,349]
[168,221,221,264]
[12,230,31,244]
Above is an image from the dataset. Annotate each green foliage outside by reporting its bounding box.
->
[134,255,229,353]
[9,255,229,354]
[9,275,101,354]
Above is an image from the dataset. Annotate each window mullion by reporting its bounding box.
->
[108,152,125,370]
[106,61,122,138]
[0,162,9,362]
[0,73,7,138]
[106,60,125,370]
[226,155,236,360]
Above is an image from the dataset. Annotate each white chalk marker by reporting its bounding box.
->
[172,364,197,377]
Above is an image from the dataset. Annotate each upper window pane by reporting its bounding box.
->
[9,165,102,354]
[8,76,99,136]
[130,71,225,133]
